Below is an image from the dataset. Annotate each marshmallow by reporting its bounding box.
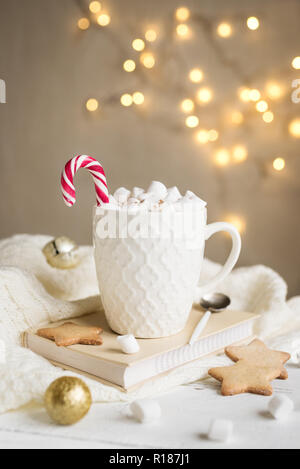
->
[208,419,233,442]
[127,197,140,206]
[138,192,154,201]
[130,399,161,424]
[185,190,197,199]
[132,187,144,198]
[183,191,206,207]
[165,187,182,203]
[147,181,168,200]
[268,395,294,420]
[117,334,140,354]
[113,187,131,204]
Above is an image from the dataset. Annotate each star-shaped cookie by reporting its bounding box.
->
[37,322,103,347]
[208,360,282,396]
[225,339,290,380]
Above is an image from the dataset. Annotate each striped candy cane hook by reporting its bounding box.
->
[61,155,109,207]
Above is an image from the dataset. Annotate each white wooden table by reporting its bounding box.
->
[0,363,299,449]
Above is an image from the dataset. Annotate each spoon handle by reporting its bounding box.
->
[189,311,212,345]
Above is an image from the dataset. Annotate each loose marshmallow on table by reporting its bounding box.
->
[117,334,140,354]
[130,399,162,424]
[147,181,168,200]
[113,187,131,205]
[208,419,233,442]
[268,395,294,420]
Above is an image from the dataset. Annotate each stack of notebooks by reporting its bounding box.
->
[23,308,259,391]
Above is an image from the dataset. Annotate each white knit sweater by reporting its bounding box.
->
[0,234,299,414]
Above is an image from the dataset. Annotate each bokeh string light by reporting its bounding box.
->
[217,22,233,38]
[175,7,190,22]
[89,1,101,14]
[74,1,300,232]
[123,59,136,73]
[97,13,110,26]
[86,98,99,112]
[247,16,260,31]
[181,99,195,113]
[145,29,157,42]
[189,68,204,83]
[273,157,286,171]
[132,39,145,52]
[78,17,90,30]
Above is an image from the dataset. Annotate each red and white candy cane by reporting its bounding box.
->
[61,155,109,207]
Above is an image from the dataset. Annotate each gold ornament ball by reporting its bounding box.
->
[45,377,92,426]
[43,236,80,269]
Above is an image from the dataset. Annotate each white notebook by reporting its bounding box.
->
[23,309,259,391]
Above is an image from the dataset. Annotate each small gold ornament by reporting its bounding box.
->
[43,236,80,269]
[45,377,92,426]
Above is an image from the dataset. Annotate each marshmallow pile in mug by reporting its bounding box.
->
[109,181,206,211]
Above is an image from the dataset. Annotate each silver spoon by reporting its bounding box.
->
[200,292,231,313]
[189,293,231,345]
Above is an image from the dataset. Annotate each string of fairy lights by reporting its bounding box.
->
[75,1,300,234]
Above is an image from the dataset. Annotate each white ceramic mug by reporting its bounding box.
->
[93,204,241,338]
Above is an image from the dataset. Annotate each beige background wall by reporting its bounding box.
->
[0,0,299,295]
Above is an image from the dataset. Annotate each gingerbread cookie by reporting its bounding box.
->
[37,322,103,347]
[208,360,282,396]
[225,339,290,380]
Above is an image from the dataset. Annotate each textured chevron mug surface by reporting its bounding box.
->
[93,205,241,338]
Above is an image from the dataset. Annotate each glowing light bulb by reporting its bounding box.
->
[214,149,230,166]
[256,100,268,112]
[185,116,199,128]
[132,92,145,105]
[231,111,244,124]
[97,13,111,26]
[89,1,101,13]
[176,24,190,38]
[197,87,213,103]
[238,87,251,102]
[189,68,203,83]
[120,94,133,107]
[86,98,99,112]
[232,145,248,163]
[132,39,145,52]
[262,111,274,123]
[225,215,246,233]
[78,18,90,30]
[273,157,285,171]
[266,82,283,100]
[247,17,259,30]
[140,52,155,69]
[217,22,233,38]
[249,89,261,102]
[145,29,157,42]
[208,129,219,142]
[123,59,136,72]
[289,118,300,137]
[175,7,190,21]
[181,99,195,113]
[196,129,210,144]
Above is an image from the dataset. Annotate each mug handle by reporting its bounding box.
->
[194,222,241,303]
